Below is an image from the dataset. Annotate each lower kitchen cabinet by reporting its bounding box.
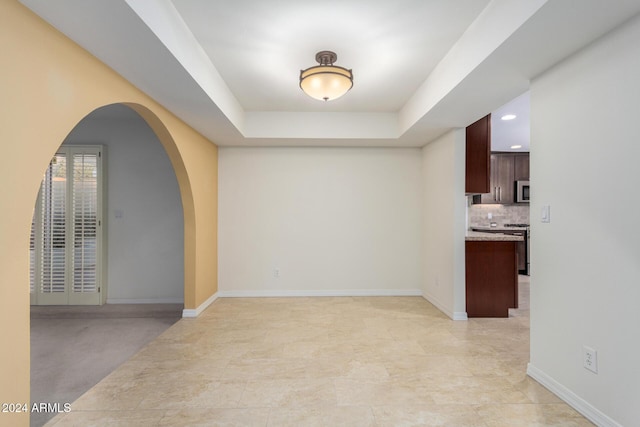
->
[471,228,528,275]
[465,240,518,317]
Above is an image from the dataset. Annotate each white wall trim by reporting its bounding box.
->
[106,298,184,304]
[182,292,218,318]
[527,364,623,427]
[217,289,422,298]
[421,291,467,321]
[452,311,468,321]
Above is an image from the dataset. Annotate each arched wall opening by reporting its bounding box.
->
[1,3,218,424]
[29,104,186,305]
[24,102,199,307]
[30,104,187,427]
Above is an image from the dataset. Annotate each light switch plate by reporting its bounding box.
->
[541,205,550,223]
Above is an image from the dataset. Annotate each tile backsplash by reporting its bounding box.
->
[468,202,530,228]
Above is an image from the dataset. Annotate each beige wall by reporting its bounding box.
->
[421,129,467,320]
[0,2,217,425]
[528,14,640,426]
[218,147,423,296]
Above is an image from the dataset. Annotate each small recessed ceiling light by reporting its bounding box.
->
[501,114,517,121]
[510,145,522,149]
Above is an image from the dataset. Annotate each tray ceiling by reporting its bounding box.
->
[19,0,640,147]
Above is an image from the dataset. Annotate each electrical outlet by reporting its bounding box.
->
[583,346,598,374]
[273,268,280,278]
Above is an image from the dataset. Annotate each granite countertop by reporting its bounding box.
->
[465,231,524,241]
[471,226,528,232]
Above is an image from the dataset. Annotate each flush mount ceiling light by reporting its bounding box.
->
[510,145,523,149]
[501,114,517,121]
[300,51,353,101]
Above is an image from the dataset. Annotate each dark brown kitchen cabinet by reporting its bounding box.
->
[466,240,518,317]
[514,154,529,181]
[471,228,527,274]
[480,154,514,203]
[465,114,491,195]
[475,152,529,204]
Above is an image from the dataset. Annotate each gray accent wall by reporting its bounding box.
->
[63,105,184,303]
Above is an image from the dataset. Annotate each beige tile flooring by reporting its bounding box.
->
[47,278,593,426]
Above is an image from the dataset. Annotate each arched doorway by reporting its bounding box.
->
[1,5,218,421]
[28,103,193,305]
[29,104,189,426]
[30,104,185,305]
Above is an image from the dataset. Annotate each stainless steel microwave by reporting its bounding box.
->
[516,180,530,203]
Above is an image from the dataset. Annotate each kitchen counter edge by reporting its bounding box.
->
[465,231,524,241]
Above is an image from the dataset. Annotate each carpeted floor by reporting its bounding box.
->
[30,304,182,427]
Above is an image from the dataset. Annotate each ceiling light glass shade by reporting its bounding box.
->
[300,51,353,101]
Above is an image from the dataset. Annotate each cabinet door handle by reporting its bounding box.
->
[498,186,501,201]
[494,187,497,201]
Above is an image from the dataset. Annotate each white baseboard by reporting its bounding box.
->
[452,311,468,321]
[421,291,467,321]
[527,363,622,427]
[106,298,184,304]
[216,288,423,298]
[182,292,218,318]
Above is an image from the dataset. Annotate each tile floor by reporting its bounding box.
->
[47,277,593,426]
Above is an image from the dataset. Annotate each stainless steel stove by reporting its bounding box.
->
[503,224,530,275]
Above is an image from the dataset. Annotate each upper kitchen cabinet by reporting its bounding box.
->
[465,114,491,195]
[514,154,529,181]
[475,152,529,204]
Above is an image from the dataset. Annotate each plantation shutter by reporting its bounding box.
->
[30,146,102,305]
[72,152,98,294]
[40,154,67,295]
[29,208,37,302]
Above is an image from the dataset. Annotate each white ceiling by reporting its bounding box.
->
[491,91,530,152]
[19,0,640,148]
[172,0,489,113]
